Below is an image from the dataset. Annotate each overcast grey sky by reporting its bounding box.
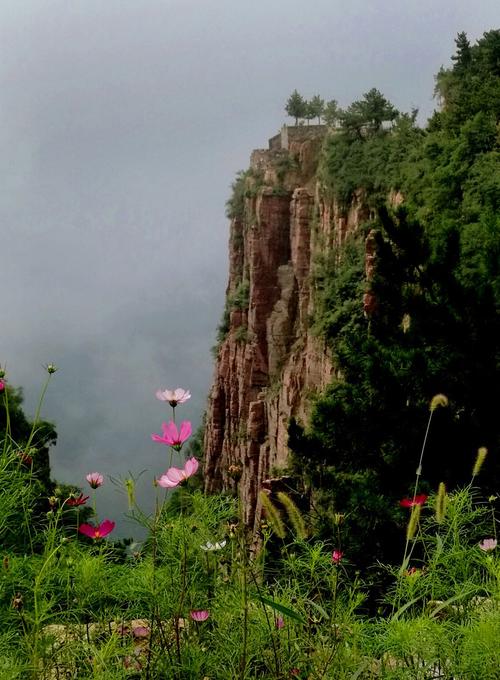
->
[1,0,498,536]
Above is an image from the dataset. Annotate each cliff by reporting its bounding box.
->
[204,126,371,530]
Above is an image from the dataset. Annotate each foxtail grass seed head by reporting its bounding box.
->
[277,491,308,540]
[259,491,286,539]
[406,504,421,541]
[430,394,448,412]
[472,447,488,478]
[435,482,447,524]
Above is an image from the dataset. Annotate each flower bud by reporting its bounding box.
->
[430,394,448,412]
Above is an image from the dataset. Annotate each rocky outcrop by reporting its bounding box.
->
[204,128,371,530]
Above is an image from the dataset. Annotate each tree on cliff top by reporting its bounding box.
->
[308,95,325,124]
[340,88,398,136]
[285,90,307,125]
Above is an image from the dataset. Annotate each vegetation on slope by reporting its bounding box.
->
[289,30,500,576]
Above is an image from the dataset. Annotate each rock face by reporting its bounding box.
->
[204,127,370,530]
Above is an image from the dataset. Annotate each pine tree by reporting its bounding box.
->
[285,90,307,125]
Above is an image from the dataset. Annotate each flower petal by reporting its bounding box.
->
[184,457,199,477]
[157,474,179,488]
[179,421,192,443]
[79,523,96,538]
[98,520,116,537]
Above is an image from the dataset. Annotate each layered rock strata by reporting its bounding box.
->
[204,128,370,529]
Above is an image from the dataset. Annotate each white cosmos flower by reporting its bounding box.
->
[156,388,191,406]
[200,540,227,551]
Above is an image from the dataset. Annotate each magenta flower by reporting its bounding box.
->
[66,493,90,507]
[275,616,285,629]
[0,379,5,392]
[479,538,497,552]
[156,388,191,407]
[400,494,428,508]
[190,610,209,622]
[157,457,199,488]
[86,472,104,489]
[151,420,192,451]
[332,550,344,564]
[79,519,115,539]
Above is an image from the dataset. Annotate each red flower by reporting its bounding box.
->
[66,493,89,507]
[79,519,115,539]
[332,549,344,564]
[400,494,428,508]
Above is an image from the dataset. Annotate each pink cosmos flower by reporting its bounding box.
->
[79,519,115,539]
[400,494,428,508]
[275,616,285,629]
[479,538,497,552]
[190,610,209,622]
[151,420,192,450]
[156,388,191,407]
[86,472,104,489]
[332,550,344,564]
[157,457,199,488]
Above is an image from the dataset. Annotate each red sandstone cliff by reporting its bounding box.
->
[204,127,371,530]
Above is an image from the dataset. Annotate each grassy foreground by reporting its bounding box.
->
[0,375,499,679]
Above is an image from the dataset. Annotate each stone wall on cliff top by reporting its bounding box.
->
[204,130,371,530]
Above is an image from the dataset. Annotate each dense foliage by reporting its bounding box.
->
[1,378,499,677]
[289,31,500,573]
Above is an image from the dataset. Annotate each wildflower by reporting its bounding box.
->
[66,493,89,507]
[151,420,192,450]
[430,394,448,411]
[45,363,58,374]
[86,472,104,489]
[404,567,420,576]
[479,538,497,552]
[401,313,411,333]
[275,616,285,629]
[400,494,428,508]
[156,388,191,407]
[0,379,5,392]
[157,457,199,488]
[190,610,209,622]
[200,540,227,551]
[132,625,150,638]
[332,549,344,564]
[79,519,115,539]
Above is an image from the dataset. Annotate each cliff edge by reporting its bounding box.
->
[204,126,371,530]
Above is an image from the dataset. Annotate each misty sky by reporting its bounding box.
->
[1,1,498,537]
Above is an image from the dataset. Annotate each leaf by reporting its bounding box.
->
[254,595,306,624]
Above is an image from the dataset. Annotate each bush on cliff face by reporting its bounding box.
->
[290,30,500,575]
